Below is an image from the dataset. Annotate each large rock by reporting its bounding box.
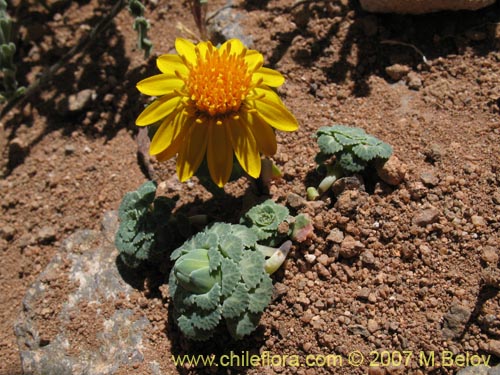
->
[14,211,155,375]
[359,0,496,14]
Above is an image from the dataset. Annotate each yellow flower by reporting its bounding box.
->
[136,38,298,187]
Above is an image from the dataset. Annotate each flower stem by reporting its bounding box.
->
[318,163,344,194]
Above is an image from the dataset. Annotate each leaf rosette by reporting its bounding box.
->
[309,125,393,196]
[169,223,274,341]
[239,199,289,245]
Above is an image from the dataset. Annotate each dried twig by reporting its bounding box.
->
[380,39,430,66]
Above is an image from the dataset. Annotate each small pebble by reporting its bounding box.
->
[367,319,379,333]
[481,246,498,264]
[413,206,440,227]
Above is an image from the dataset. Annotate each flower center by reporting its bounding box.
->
[186,43,252,117]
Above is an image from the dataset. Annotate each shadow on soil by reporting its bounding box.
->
[267,0,500,98]
[3,0,153,176]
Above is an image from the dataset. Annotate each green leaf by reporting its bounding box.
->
[136,180,157,202]
[317,134,342,155]
[209,222,233,237]
[334,132,359,146]
[219,234,243,262]
[194,231,219,250]
[226,312,261,340]
[338,152,366,173]
[333,125,367,140]
[207,245,222,273]
[230,225,258,248]
[240,251,265,290]
[221,283,249,319]
[190,308,222,330]
[352,143,379,161]
[375,142,393,159]
[248,274,273,313]
[220,257,240,297]
[188,283,222,311]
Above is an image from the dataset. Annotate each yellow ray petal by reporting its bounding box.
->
[175,38,197,65]
[196,40,211,60]
[220,39,245,55]
[150,109,188,155]
[252,88,299,132]
[156,114,194,161]
[136,94,182,126]
[176,123,208,182]
[243,110,277,156]
[244,49,264,72]
[228,117,261,178]
[136,74,185,96]
[207,121,233,187]
[252,67,285,87]
[157,54,189,76]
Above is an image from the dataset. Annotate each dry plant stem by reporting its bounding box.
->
[190,0,208,41]
[0,0,126,121]
[380,39,430,65]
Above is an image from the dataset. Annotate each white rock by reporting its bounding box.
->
[359,0,495,14]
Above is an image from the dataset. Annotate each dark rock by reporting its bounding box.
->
[482,266,500,288]
[15,211,152,375]
[331,175,365,196]
[442,303,471,339]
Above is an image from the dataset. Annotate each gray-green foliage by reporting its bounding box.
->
[316,125,392,173]
[240,199,289,246]
[312,125,393,195]
[128,0,152,58]
[0,0,24,102]
[169,223,273,341]
[115,181,189,268]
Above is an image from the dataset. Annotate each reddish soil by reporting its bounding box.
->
[1,0,499,374]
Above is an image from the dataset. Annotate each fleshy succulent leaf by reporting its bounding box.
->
[190,308,222,330]
[194,231,219,250]
[116,181,184,268]
[241,200,289,244]
[226,312,261,340]
[222,283,249,319]
[317,134,342,155]
[169,217,283,341]
[207,245,223,272]
[314,125,394,193]
[219,234,243,262]
[229,224,258,247]
[220,257,241,297]
[338,152,366,173]
[187,283,221,311]
[248,274,273,313]
[240,251,265,290]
